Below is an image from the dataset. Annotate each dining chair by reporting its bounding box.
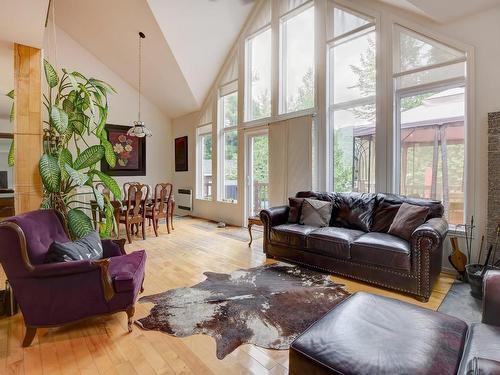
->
[123,182,140,201]
[145,183,173,236]
[119,184,149,243]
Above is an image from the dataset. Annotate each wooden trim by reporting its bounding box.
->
[0,133,14,139]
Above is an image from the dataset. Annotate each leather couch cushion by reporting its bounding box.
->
[306,227,364,259]
[270,224,317,248]
[351,232,411,271]
[290,292,468,375]
[459,324,500,375]
[330,192,376,232]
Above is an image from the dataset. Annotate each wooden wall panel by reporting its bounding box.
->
[13,44,43,214]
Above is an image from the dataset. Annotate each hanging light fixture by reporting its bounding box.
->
[127,31,152,138]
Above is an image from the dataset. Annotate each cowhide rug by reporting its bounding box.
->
[136,263,350,359]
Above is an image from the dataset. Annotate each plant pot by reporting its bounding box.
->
[466,264,500,299]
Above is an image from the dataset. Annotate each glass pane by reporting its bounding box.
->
[223,130,238,202]
[281,5,315,113]
[247,28,271,121]
[399,87,465,224]
[200,133,212,199]
[329,7,370,40]
[397,28,465,73]
[397,62,465,89]
[331,28,376,105]
[331,106,375,193]
[222,91,238,128]
[250,134,269,216]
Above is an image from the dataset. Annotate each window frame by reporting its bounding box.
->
[217,81,239,204]
[195,123,213,201]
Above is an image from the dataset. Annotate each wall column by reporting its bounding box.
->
[13,44,43,214]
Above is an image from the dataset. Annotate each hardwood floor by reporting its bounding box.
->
[0,216,455,375]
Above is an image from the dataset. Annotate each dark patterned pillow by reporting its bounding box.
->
[45,230,103,263]
[288,197,304,223]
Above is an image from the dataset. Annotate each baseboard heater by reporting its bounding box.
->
[176,188,193,214]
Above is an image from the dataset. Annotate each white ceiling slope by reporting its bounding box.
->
[380,0,500,22]
[55,0,198,119]
[0,0,49,47]
[147,0,254,106]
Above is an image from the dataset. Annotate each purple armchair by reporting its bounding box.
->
[0,209,147,347]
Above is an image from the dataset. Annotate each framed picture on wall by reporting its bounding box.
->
[101,124,146,176]
[175,136,188,172]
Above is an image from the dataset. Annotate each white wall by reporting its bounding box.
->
[171,0,500,272]
[44,27,173,190]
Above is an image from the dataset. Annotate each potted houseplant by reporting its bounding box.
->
[7,59,122,239]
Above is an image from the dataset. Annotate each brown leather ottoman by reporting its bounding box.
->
[289,292,468,375]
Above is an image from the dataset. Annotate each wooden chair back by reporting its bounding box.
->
[123,182,140,200]
[126,184,149,223]
[153,183,173,216]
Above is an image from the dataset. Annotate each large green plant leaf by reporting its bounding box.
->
[65,164,89,187]
[102,139,116,168]
[73,145,105,170]
[100,197,114,237]
[50,106,69,133]
[69,112,86,135]
[67,208,93,239]
[7,140,14,167]
[40,196,52,209]
[6,90,14,99]
[59,148,72,180]
[95,171,122,200]
[43,59,59,88]
[39,153,61,193]
[63,69,79,91]
[93,187,104,210]
[9,103,14,123]
[89,78,116,94]
[96,105,108,136]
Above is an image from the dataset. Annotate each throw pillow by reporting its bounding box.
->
[45,230,103,263]
[388,202,430,240]
[288,197,304,223]
[300,198,332,227]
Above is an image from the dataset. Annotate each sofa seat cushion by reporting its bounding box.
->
[109,250,147,293]
[458,324,500,375]
[306,227,364,259]
[290,292,468,375]
[350,232,411,271]
[270,224,317,247]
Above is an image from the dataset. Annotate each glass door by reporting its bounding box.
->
[246,132,269,218]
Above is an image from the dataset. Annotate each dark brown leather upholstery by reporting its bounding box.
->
[290,292,468,375]
[351,232,411,271]
[288,270,500,375]
[306,227,364,259]
[261,191,447,301]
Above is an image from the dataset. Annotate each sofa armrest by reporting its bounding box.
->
[411,217,448,251]
[260,206,290,228]
[482,270,500,326]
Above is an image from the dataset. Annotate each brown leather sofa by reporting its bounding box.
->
[289,270,500,375]
[260,191,448,301]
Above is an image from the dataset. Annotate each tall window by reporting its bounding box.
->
[280,3,315,114]
[196,124,212,200]
[246,27,272,121]
[394,26,466,224]
[219,82,239,203]
[328,6,376,193]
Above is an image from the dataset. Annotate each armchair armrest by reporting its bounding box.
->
[411,217,448,251]
[260,206,290,228]
[482,270,500,326]
[102,238,126,257]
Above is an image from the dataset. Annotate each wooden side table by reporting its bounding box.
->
[248,216,263,247]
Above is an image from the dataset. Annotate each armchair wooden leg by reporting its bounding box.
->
[126,305,135,333]
[22,326,37,347]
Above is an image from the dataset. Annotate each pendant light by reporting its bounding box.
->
[127,31,152,138]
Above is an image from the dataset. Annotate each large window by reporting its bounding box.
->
[218,82,239,203]
[246,27,272,121]
[280,4,315,114]
[196,124,212,200]
[328,6,376,193]
[394,26,466,224]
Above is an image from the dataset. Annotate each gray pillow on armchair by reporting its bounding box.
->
[45,230,103,263]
